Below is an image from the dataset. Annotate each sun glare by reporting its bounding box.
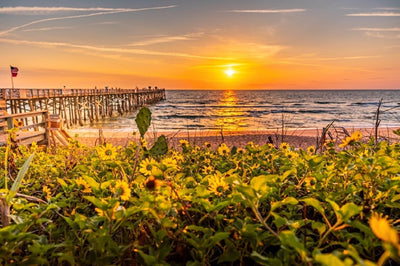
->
[225,68,235,77]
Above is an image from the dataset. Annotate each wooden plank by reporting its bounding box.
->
[0,110,47,120]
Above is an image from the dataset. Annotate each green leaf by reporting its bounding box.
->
[338,203,362,223]
[271,197,299,212]
[301,198,325,215]
[218,245,240,263]
[237,185,257,202]
[311,221,327,236]
[149,135,168,156]
[314,253,347,266]
[280,230,308,261]
[82,175,100,189]
[136,249,157,265]
[251,251,282,266]
[84,196,107,209]
[135,107,151,137]
[10,153,35,195]
[250,175,270,195]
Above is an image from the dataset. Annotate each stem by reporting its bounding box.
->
[252,206,279,239]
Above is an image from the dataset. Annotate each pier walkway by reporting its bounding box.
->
[0,87,166,146]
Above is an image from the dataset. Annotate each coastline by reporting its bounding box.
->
[68,126,399,149]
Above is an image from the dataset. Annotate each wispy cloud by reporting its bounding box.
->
[364,32,400,39]
[0,6,174,14]
[0,38,232,61]
[352,27,400,32]
[0,5,176,36]
[347,12,400,17]
[128,32,204,46]
[22,26,72,32]
[226,9,306,14]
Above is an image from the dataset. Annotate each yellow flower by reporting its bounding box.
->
[75,177,92,193]
[208,174,229,196]
[339,131,363,148]
[96,143,117,160]
[307,146,316,154]
[202,165,214,175]
[179,139,189,147]
[204,142,212,149]
[162,157,178,171]
[280,142,290,151]
[114,180,131,201]
[352,131,362,141]
[369,212,399,246]
[139,158,158,176]
[43,185,51,200]
[144,176,162,191]
[140,137,148,148]
[236,148,245,154]
[286,150,299,160]
[218,143,230,156]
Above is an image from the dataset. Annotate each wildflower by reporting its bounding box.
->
[339,131,363,148]
[218,143,230,156]
[286,150,299,160]
[162,157,178,171]
[307,146,316,154]
[75,177,92,193]
[115,180,131,201]
[179,139,189,147]
[202,165,214,175]
[280,142,290,151]
[208,174,229,196]
[96,143,117,160]
[144,176,161,191]
[369,212,399,246]
[304,177,316,189]
[140,137,148,148]
[352,131,362,141]
[139,158,158,176]
[204,142,212,149]
[43,185,51,200]
[237,148,245,154]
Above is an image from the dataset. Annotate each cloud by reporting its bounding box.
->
[226,9,306,14]
[0,6,174,14]
[128,32,204,46]
[0,5,176,36]
[0,38,232,61]
[347,12,400,16]
[22,26,72,32]
[352,27,400,32]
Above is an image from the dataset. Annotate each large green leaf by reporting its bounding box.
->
[149,135,168,156]
[135,107,151,137]
[301,198,325,215]
[280,230,308,261]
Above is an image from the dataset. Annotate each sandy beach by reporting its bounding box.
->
[67,126,399,150]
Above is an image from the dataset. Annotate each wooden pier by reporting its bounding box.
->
[0,87,166,146]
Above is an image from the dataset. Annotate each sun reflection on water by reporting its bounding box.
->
[215,90,246,131]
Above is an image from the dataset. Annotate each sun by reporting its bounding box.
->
[224,68,236,77]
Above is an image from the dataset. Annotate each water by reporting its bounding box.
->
[78,90,400,132]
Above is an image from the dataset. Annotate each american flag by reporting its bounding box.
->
[10,66,19,77]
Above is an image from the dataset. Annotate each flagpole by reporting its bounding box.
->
[10,65,14,89]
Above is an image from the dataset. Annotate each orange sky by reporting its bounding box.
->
[0,1,399,89]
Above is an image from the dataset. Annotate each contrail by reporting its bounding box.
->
[0,5,176,36]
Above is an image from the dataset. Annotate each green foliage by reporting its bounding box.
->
[0,131,399,265]
[135,107,151,137]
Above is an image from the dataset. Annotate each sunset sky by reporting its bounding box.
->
[0,0,399,90]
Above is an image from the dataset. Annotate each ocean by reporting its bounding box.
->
[79,90,400,132]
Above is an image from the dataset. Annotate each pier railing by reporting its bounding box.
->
[0,110,49,145]
[0,87,166,128]
[0,87,163,100]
